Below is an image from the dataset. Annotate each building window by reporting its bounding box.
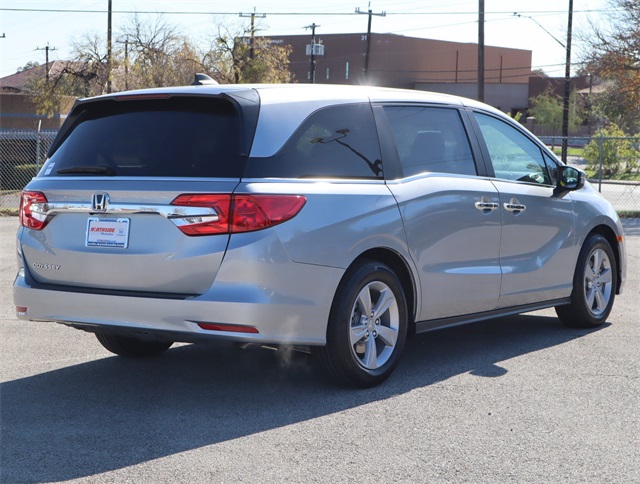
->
[326,68,330,80]
[307,71,311,80]
[345,62,349,80]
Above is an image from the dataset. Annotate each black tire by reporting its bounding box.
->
[314,260,408,388]
[95,333,173,357]
[556,234,617,328]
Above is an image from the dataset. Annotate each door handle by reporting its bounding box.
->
[475,201,499,211]
[504,203,526,213]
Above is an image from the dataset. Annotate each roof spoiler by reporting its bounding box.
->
[191,73,219,86]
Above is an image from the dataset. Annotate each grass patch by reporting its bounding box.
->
[585,170,640,181]
[550,147,585,157]
[0,208,19,216]
[618,210,640,219]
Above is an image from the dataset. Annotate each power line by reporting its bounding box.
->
[0,7,614,15]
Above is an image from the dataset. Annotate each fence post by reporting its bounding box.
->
[35,120,42,172]
[598,130,603,193]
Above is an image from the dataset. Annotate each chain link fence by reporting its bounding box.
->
[1,130,639,214]
[1,129,57,213]
[539,136,640,213]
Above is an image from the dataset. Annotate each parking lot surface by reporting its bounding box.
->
[1,216,638,483]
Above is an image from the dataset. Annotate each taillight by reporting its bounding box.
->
[20,191,49,230]
[170,194,306,236]
[170,194,231,235]
[231,195,306,233]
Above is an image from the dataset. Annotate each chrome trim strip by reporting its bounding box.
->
[29,201,219,221]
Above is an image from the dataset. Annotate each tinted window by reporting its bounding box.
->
[474,112,552,185]
[245,103,382,179]
[43,97,243,178]
[384,106,476,177]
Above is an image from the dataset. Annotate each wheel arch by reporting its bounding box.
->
[586,224,623,294]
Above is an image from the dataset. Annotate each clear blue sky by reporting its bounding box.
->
[0,0,610,79]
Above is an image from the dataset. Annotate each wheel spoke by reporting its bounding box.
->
[599,267,612,284]
[356,287,373,318]
[594,287,607,311]
[372,288,395,320]
[591,250,603,275]
[586,286,596,308]
[362,334,378,369]
[585,263,597,282]
[376,324,398,348]
[350,323,368,346]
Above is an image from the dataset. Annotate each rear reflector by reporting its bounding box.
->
[196,322,259,334]
[16,307,27,314]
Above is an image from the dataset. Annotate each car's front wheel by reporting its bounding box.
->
[315,260,408,388]
[95,333,173,357]
[556,234,617,328]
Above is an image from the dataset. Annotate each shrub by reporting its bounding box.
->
[583,124,637,176]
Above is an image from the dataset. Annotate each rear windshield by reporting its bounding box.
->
[42,97,243,178]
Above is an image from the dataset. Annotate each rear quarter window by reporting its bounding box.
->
[42,97,243,178]
[245,103,383,179]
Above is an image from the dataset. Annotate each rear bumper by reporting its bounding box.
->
[13,227,346,345]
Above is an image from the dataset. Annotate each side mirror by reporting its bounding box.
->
[554,165,585,196]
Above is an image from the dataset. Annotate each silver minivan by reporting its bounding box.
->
[14,84,627,387]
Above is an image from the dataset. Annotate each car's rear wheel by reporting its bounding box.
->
[95,333,173,357]
[556,234,617,328]
[315,260,408,388]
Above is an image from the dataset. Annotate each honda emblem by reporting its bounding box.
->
[91,193,110,212]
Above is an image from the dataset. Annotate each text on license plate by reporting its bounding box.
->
[86,218,130,248]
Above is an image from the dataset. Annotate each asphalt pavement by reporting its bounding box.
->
[1,216,638,483]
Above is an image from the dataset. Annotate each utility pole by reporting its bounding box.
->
[35,43,57,82]
[124,37,129,91]
[478,0,485,102]
[305,23,320,83]
[561,0,574,163]
[356,5,386,82]
[239,8,266,59]
[107,0,112,93]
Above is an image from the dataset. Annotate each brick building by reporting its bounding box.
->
[263,32,533,113]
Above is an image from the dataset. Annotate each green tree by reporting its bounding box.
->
[208,24,293,84]
[23,31,110,116]
[119,14,200,89]
[529,89,584,135]
[24,13,293,116]
[17,61,40,72]
[581,0,640,132]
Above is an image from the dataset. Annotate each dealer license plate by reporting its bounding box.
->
[86,217,130,248]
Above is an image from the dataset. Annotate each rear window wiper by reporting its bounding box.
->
[56,165,117,176]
